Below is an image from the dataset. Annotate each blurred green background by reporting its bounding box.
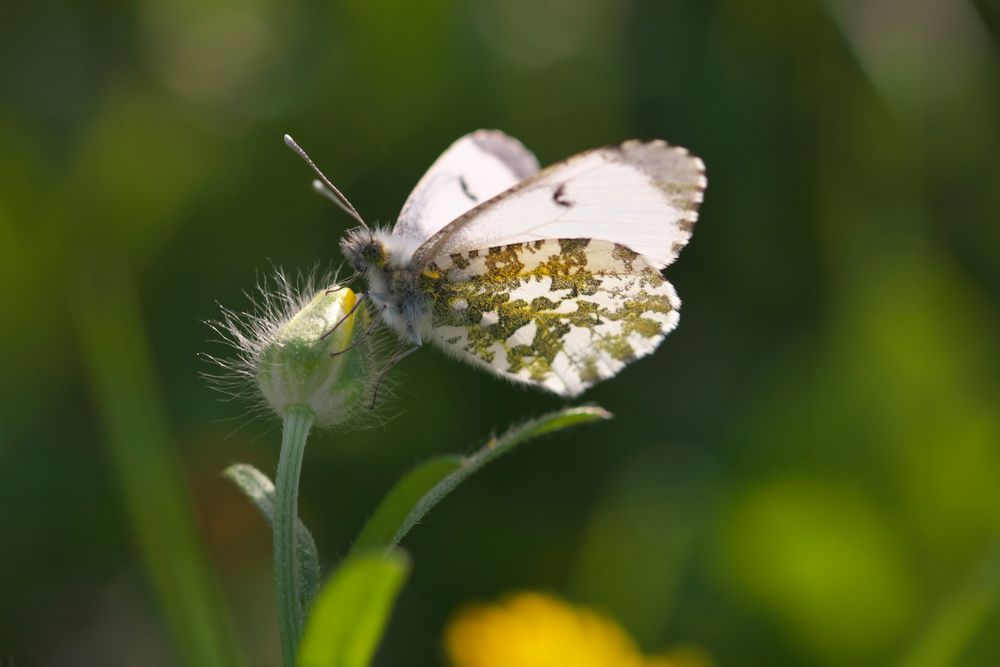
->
[3,0,1000,665]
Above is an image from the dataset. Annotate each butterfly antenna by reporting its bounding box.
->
[283,134,369,230]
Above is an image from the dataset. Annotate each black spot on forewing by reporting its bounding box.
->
[553,183,573,207]
[459,176,478,202]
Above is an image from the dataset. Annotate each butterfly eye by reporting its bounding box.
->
[361,243,382,265]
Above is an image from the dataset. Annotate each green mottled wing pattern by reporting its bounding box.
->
[418,239,679,397]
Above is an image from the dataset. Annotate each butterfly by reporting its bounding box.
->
[284,130,706,398]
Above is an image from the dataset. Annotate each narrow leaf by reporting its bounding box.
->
[352,456,462,553]
[224,463,322,615]
[74,268,243,667]
[351,405,611,555]
[297,550,410,667]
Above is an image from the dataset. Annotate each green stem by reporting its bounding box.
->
[275,405,314,666]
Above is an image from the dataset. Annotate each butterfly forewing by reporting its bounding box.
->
[413,140,705,272]
[418,238,679,397]
[394,130,540,244]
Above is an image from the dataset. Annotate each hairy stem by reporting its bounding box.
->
[275,405,314,665]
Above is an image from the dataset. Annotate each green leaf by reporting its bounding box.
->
[352,456,462,553]
[351,405,611,555]
[297,550,410,667]
[73,266,242,667]
[224,463,322,616]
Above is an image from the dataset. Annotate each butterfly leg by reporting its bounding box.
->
[370,344,420,409]
[323,271,361,294]
[399,291,426,346]
[320,292,368,341]
[328,308,382,357]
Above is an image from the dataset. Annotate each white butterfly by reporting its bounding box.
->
[285,130,706,397]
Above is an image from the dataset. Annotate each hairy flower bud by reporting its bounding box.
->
[207,271,385,428]
[256,287,370,426]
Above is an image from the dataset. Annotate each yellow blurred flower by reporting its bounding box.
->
[444,592,710,667]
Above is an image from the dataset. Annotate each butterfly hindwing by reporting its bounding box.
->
[418,238,679,397]
[394,130,540,244]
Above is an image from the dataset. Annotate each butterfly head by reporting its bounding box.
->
[340,226,387,272]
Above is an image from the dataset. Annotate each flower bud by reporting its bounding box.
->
[206,271,383,428]
[255,286,371,426]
